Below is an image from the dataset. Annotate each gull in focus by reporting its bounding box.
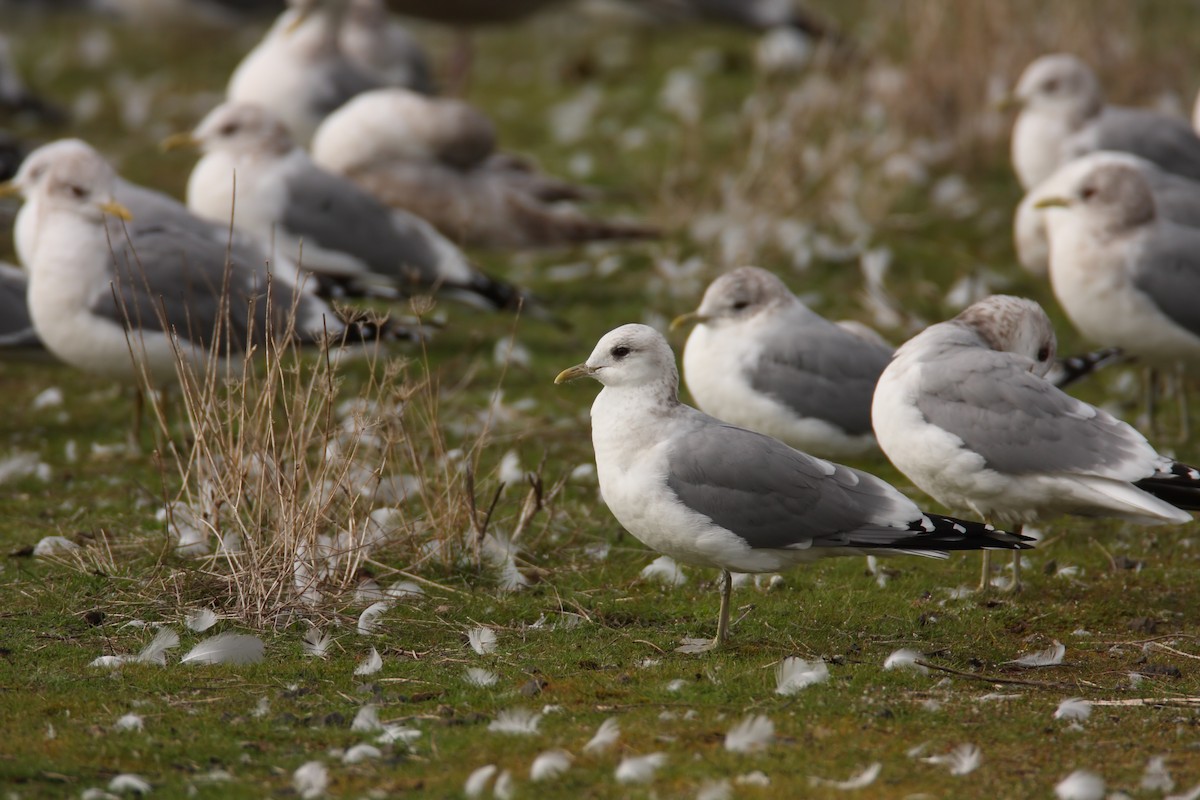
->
[311,88,658,248]
[555,323,1031,651]
[227,0,380,145]
[670,266,891,458]
[872,295,1200,591]
[339,0,435,93]
[1015,151,1200,278]
[176,101,534,314]
[1007,53,1200,190]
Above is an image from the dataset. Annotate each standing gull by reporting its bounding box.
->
[555,323,1031,651]
[670,267,891,458]
[1015,151,1200,278]
[1007,53,1200,190]
[872,295,1200,591]
[311,89,658,248]
[227,0,380,145]
[175,102,533,314]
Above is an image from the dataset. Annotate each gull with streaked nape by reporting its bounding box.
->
[1015,151,1200,278]
[311,88,658,249]
[670,267,891,458]
[227,0,379,145]
[872,295,1200,592]
[555,323,1031,652]
[176,102,535,314]
[340,0,435,93]
[7,141,404,391]
[1007,53,1200,191]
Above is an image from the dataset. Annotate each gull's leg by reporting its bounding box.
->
[1002,524,1024,593]
[677,570,733,654]
[1177,363,1190,443]
[1139,367,1159,435]
[978,550,991,592]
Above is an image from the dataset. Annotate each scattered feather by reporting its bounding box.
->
[809,763,882,790]
[351,705,382,732]
[1167,784,1200,800]
[640,555,686,586]
[530,749,573,781]
[385,580,424,600]
[354,647,383,676]
[80,789,113,800]
[113,714,144,732]
[465,667,499,687]
[725,714,774,753]
[134,627,180,665]
[615,753,667,784]
[865,555,889,588]
[33,535,78,557]
[494,770,514,800]
[293,761,328,799]
[1142,756,1174,793]
[922,744,981,776]
[375,726,421,745]
[488,708,542,735]
[1054,698,1092,722]
[1055,770,1105,800]
[357,601,393,635]
[1009,641,1065,668]
[883,648,928,674]
[465,765,498,797]
[181,633,264,665]
[252,697,270,718]
[698,779,733,800]
[736,771,771,786]
[343,743,382,764]
[583,717,620,754]
[665,678,687,692]
[185,609,218,633]
[108,774,151,794]
[469,627,498,655]
[90,655,127,669]
[303,628,332,658]
[775,657,829,695]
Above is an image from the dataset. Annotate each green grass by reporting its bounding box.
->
[3,4,1200,798]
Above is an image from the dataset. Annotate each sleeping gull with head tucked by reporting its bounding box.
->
[175,101,534,314]
[872,295,1200,591]
[555,323,1031,652]
[1008,53,1200,191]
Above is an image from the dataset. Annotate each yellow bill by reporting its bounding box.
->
[98,199,134,222]
[1033,196,1071,210]
[669,311,706,332]
[0,180,20,198]
[554,363,595,384]
[160,132,199,153]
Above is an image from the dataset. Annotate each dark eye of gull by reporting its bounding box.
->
[69,185,88,199]
[611,345,631,359]
[731,301,749,311]
[1037,345,1051,361]
[1044,78,1059,93]
[218,122,239,136]
[1079,185,1096,201]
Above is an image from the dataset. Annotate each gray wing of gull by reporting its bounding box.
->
[0,262,39,348]
[913,342,1157,478]
[1094,107,1200,182]
[1129,221,1200,339]
[664,411,923,550]
[747,314,892,435]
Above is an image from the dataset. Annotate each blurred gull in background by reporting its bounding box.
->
[340,0,436,94]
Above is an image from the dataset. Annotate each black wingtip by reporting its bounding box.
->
[1135,462,1200,512]
[897,514,1034,551]
[1047,347,1125,389]
[456,272,571,330]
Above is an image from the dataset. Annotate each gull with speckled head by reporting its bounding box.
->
[555,323,1031,652]
[872,295,1200,591]
[175,102,533,314]
[1008,54,1200,191]
[670,267,891,458]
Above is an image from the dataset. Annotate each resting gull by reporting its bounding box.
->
[227,0,379,145]
[1015,151,1200,278]
[311,88,658,248]
[1007,53,1200,190]
[175,101,534,314]
[555,323,1031,651]
[872,295,1200,591]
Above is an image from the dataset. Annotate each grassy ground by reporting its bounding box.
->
[3,2,1200,798]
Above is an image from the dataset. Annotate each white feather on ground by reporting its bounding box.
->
[33,535,78,556]
[488,708,542,735]
[1167,784,1200,800]
[354,647,383,676]
[465,667,498,687]
[113,713,144,732]
[468,627,498,655]
[698,779,733,800]
[1009,641,1066,667]
[640,555,687,585]
[736,771,771,786]
[1054,698,1092,721]
[351,705,382,732]
[293,761,328,800]
[357,600,393,635]
[530,749,573,781]
[809,763,882,790]
[583,717,620,754]
[921,744,981,776]
[108,774,151,794]
[181,633,264,665]
[385,580,424,600]
[342,743,382,764]
[135,627,181,665]
[1054,770,1105,800]
[883,648,928,674]
[615,753,667,784]
[303,628,332,658]
[185,609,218,633]
[775,657,829,695]
[494,770,514,800]
[725,714,774,753]
[1142,756,1174,792]
[464,765,498,797]
[375,725,421,745]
